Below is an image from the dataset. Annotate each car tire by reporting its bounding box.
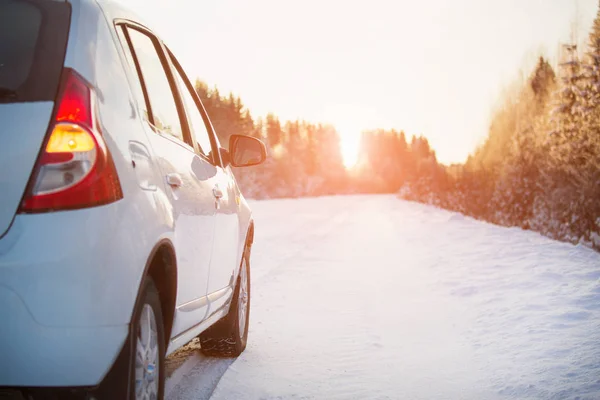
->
[131,278,166,400]
[199,249,251,357]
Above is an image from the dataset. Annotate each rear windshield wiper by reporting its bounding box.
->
[0,87,18,100]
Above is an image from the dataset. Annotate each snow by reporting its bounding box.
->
[166,195,600,400]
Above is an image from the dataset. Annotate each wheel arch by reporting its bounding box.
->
[142,239,178,345]
[99,239,177,398]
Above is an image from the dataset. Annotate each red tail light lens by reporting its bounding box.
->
[55,71,93,126]
[19,69,123,212]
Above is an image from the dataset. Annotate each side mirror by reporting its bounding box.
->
[229,134,267,167]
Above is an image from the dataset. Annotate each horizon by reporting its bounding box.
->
[121,0,597,164]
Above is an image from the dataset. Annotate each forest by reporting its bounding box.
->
[195,7,600,251]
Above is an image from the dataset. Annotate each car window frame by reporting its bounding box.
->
[166,48,224,168]
[113,24,149,123]
[114,20,197,152]
[166,48,223,166]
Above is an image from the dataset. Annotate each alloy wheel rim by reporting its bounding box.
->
[238,259,249,338]
[135,304,159,400]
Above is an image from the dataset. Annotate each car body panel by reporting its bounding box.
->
[143,133,217,337]
[207,167,242,296]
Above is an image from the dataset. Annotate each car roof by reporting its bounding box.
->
[70,0,155,32]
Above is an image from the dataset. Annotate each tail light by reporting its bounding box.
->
[19,69,123,212]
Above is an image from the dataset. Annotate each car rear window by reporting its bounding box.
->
[0,0,71,103]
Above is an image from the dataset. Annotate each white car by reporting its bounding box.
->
[0,0,266,398]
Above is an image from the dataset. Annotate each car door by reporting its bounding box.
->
[208,164,241,310]
[165,51,240,315]
[118,24,216,336]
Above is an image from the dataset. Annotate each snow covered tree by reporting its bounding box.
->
[576,3,600,175]
[549,37,599,183]
[550,44,585,140]
[581,3,600,110]
[503,59,555,225]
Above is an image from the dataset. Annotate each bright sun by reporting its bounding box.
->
[327,106,374,169]
[340,132,361,169]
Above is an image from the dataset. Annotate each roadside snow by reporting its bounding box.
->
[168,195,600,400]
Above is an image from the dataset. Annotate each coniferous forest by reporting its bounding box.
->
[195,7,600,251]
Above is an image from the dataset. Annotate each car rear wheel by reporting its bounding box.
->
[199,251,250,357]
[132,278,165,400]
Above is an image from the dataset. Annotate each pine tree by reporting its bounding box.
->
[576,4,600,246]
[582,2,600,110]
[577,2,600,175]
[265,113,282,147]
[195,80,210,103]
[550,43,585,139]
[305,123,318,175]
[531,56,556,106]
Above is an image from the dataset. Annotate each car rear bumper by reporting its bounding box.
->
[0,285,128,387]
[0,201,159,388]
[0,205,144,328]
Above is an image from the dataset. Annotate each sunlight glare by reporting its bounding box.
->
[340,131,361,169]
[328,105,389,170]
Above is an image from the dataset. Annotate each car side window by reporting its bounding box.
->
[125,27,187,144]
[169,53,214,159]
[115,26,147,119]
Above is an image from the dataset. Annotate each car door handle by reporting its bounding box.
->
[213,186,224,199]
[166,173,183,188]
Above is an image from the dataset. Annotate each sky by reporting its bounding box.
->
[121,0,598,164]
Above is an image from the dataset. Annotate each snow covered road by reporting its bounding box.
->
[166,195,600,400]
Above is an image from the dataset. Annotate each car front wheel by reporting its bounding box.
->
[199,251,250,357]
